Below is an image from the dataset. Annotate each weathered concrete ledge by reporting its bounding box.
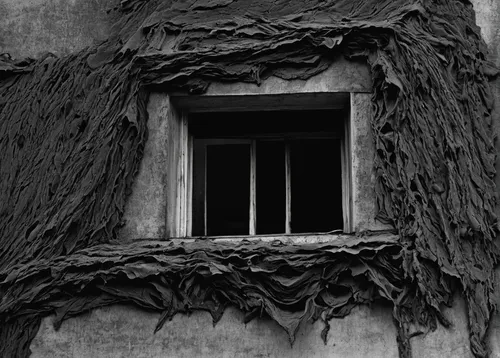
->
[140,231,399,245]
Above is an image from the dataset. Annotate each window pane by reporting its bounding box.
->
[256,141,285,234]
[290,139,343,233]
[206,144,250,236]
[192,140,206,236]
[189,110,343,139]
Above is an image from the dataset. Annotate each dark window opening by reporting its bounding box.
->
[290,140,343,233]
[256,141,286,234]
[206,144,250,236]
[190,110,345,236]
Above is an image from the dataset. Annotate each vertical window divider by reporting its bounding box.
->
[341,107,353,233]
[186,132,193,237]
[285,141,292,234]
[203,142,208,236]
[179,112,189,237]
[249,140,257,235]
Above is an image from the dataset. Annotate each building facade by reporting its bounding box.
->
[1,1,500,357]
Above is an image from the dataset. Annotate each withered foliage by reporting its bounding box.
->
[0,1,498,357]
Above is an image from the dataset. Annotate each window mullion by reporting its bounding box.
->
[341,108,353,233]
[186,133,193,237]
[249,140,257,235]
[285,142,292,234]
[179,113,189,237]
[203,144,208,236]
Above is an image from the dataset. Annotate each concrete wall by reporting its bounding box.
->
[31,305,399,358]
[30,297,482,358]
[0,0,117,59]
[473,0,500,67]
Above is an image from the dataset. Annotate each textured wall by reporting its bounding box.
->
[30,297,481,358]
[470,3,500,358]
[473,0,500,66]
[1,0,500,357]
[472,0,500,209]
[0,0,117,59]
[31,305,399,358]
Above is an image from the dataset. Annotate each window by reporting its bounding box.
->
[120,63,385,241]
[189,111,345,236]
[166,93,353,238]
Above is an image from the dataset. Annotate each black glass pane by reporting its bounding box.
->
[290,139,343,233]
[206,144,250,236]
[192,140,206,236]
[256,141,285,234]
[190,110,343,138]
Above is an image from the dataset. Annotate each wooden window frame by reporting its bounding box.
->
[166,93,353,238]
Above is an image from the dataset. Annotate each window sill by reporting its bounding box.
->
[134,230,398,246]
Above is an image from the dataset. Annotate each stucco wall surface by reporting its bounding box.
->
[0,0,117,59]
[30,305,399,358]
[30,297,484,358]
[473,0,500,67]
